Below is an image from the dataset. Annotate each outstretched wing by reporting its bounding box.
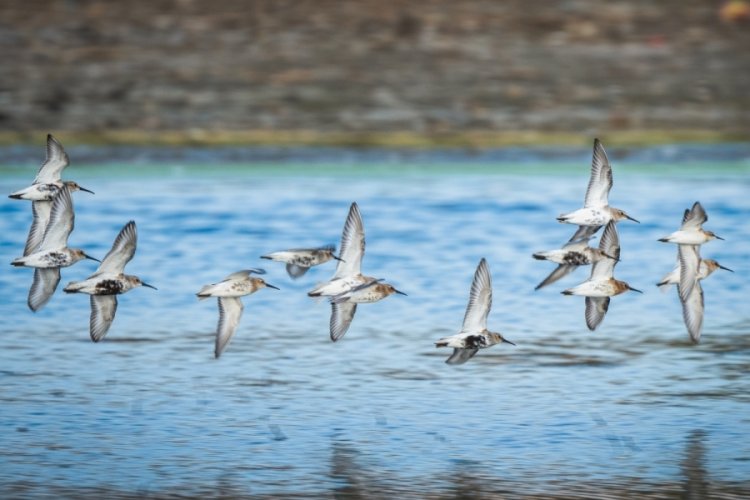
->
[330,302,357,342]
[591,222,619,280]
[681,201,707,231]
[28,268,61,312]
[461,258,492,331]
[566,224,600,245]
[583,139,613,208]
[535,264,577,290]
[446,348,479,365]
[97,221,137,274]
[585,297,610,331]
[681,281,704,343]
[39,186,74,250]
[34,134,70,184]
[286,263,310,279]
[215,297,244,358]
[25,200,51,255]
[333,203,365,278]
[90,295,118,342]
[678,244,700,303]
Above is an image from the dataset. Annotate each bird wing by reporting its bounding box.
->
[38,186,74,250]
[333,202,365,279]
[678,244,701,303]
[90,295,118,342]
[590,221,619,280]
[223,268,266,280]
[446,348,479,365]
[215,297,243,358]
[681,201,707,230]
[25,200,51,255]
[583,139,613,208]
[565,224,601,245]
[34,134,70,184]
[28,268,61,312]
[585,297,610,331]
[330,302,357,342]
[681,281,704,344]
[286,263,310,279]
[97,221,137,274]
[535,264,577,290]
[461,258,492,331]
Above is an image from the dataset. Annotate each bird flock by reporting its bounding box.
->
[8,135,732,363]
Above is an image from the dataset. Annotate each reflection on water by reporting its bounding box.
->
[0,156,749,497]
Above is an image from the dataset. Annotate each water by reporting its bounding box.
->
[1,148,749,497]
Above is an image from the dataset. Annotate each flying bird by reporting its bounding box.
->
[197,269,279,358]
[435,258,515,365]
[63,221,156,342]
[557,138,638,226]
[261,245,341,279]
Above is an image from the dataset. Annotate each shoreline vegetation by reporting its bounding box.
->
[0,129,748,149]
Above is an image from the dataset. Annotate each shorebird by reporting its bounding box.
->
[63,221,156,342]
[196,269,279,358]
[328,279,406,341]
[657,258,732,291]
[532,224,617,290]
[435,258,515,365]
[557,138,638,227]
[562,221,641,330]
[8,134,93,201]
[11,187,100,311]
[659,201,722,245]
[261,245,341,279]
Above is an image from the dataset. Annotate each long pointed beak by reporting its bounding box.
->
[715,235,725,241]
[84,253,101,263]
[333,255,345,262]
[629,286,643,294]
[394,289,407,296]
[142,282,157,290]
[502,338,516,346]
[626,215,640,223]
[79,186,95,195]
[719,265,734,272]
[265,283,280,290]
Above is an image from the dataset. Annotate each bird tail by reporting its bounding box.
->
[196,284,214,300]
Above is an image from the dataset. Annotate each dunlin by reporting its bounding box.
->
[532,224,616,290]
[557,138,638,226]
[562,221,641,330]
[8,134,93,201]
[659,201,722,245]
[676,244,707,343]
[328,279,406,341]
[435,258,515,365]
[11,187,99,312]
[657,257,732,291]
[63,221,156,342]
[197,269,279,358]
[261,245,341,279]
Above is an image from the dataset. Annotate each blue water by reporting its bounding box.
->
[1,149,749,497]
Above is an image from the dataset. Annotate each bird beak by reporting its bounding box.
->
[84,253,101,263]
[719,265,734,272]
[333,255,345,262]
[715,235,725,241]
[142,282,157,290]
[626,214,640,223]
[502,338,516,346]
[394,289,407,296]
[265,283,280,290]
[79,186,95,195]
[629,286,643,294]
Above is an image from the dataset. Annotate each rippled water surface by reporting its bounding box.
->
[1,148,749,497]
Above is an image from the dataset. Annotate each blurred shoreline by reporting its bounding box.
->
[0,129,748,149]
